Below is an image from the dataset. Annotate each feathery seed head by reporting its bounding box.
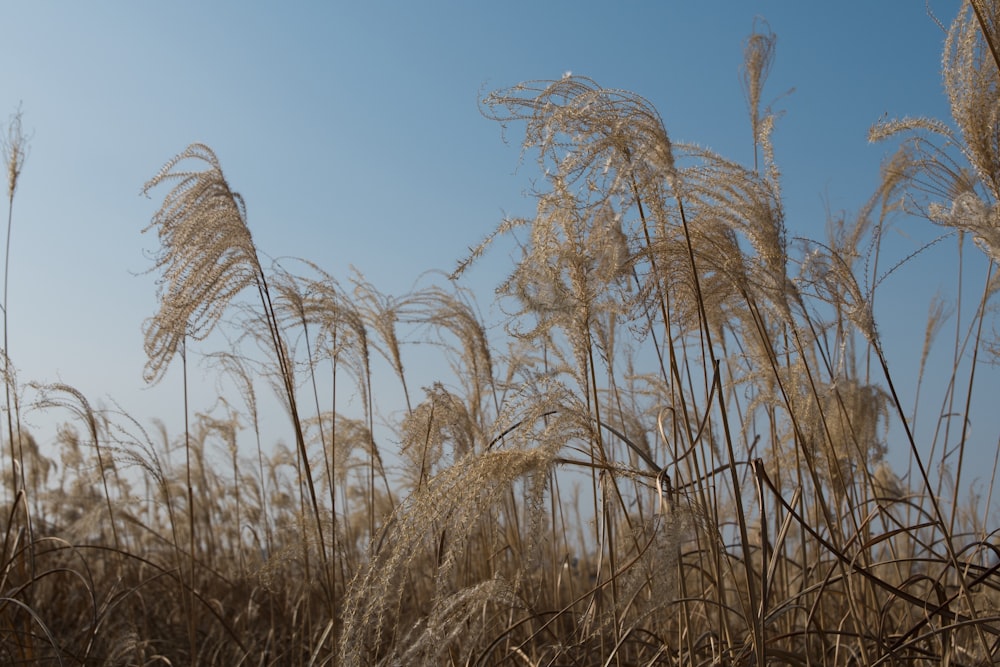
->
[741,19,776,142]
[944,1,1000,197]
[141,143,262,383]
[1,105,28,200]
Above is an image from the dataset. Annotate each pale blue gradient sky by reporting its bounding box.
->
[3,3,991,490]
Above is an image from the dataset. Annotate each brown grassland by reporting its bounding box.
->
[3,3,1000,665]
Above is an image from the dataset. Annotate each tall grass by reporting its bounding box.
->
[1,3,1000,664]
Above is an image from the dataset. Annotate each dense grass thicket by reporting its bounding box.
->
[4,4,1000,665]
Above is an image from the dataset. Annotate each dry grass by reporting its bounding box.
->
[1,4,1000,665]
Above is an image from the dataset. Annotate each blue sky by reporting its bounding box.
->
[4,3,991,489]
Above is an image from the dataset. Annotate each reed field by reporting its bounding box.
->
[3,3,1000,665]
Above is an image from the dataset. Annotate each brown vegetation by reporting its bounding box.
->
[1,3,1000,665]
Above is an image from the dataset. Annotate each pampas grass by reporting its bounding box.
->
[1,4,1000,664]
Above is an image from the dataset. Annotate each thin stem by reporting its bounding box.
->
[181,338,197,663]
[948,259,994,534]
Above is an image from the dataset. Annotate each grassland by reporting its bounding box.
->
[2,3,1000,665]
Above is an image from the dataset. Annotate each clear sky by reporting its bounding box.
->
[3,3,990,489]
